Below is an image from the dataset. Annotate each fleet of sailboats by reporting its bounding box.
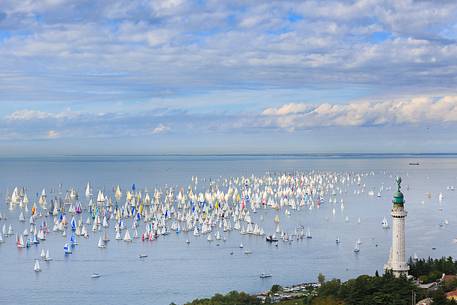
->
[0,172,437,276]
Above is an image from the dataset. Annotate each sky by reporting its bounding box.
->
[1,0,457,154]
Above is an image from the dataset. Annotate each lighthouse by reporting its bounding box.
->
[384,177,409,277]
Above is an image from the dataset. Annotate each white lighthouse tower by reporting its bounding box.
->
[384,177,409,277]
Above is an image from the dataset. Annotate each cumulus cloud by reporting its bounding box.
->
[0,0,457,105]
[261,96,457,130]
[151,123,171,134]
[5,109,79,121]
[46,130,60,139]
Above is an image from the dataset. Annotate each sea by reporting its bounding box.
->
[1,154,457,305]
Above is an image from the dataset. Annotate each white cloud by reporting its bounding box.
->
[151,123,171,134]
[46,130,60,139]
[5,109,79,121]
[1,0,456,100]
[261,96,457,130]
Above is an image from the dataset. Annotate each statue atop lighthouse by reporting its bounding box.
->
[384,177,409,277]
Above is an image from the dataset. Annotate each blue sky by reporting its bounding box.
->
[1,0,457,154]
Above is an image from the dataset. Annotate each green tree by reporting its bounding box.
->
[270,284,283,294]
[311,296,344,305]
[318,273,326,285]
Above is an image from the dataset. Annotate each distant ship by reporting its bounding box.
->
[408,162,420,166]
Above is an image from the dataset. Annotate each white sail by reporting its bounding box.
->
[123,229,132,242]
[85,182,92,198]
[98,236,106,248]
[45,249,52,261]
[34,259,41,272]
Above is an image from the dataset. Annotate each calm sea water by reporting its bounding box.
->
[1,155,457,305]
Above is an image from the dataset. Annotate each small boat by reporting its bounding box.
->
[17,234,25,248]
[91,273,101,278]
[115,231,121,240]
[260,273,272,278]
[409,162,420,166]
[123,229,132,242]
[306,227,312,239]
[244,250,252,255]
[139,254,148,258]
[382,217,389,229]
[239,243,244,248]
[336,237,340,244]
[34,259,41,272]
[97,237,106,248]
[64,243,72,254]
[354,242,360,253]
[44,250,53,261]
[215,231,221,240]
[102,230,110,242]
[185,239,190,244]
[266,235,278,242]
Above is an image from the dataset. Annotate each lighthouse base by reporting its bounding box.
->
[384,264,409,278]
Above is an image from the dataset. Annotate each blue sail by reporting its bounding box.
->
[70,233,77,246]
[32,234,39,244]
[71,217,76,231]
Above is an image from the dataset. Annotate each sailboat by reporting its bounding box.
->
[97,236,106,248]
[193,227,200,236]
[64,243,72,254]
[17,234,25,248]
[353,241,360,253]
[40,249,46,259]
[115,231,121,240]
[207,233,213,242]
[34,259,41,272]
[103,230,110,242]
[123,229,132,242]
[382,217,389,229]
[8,224,14,236]
[85,182,92,198]
[44,249,53,261]
[70,233,78,246]
[306,227,312,239]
